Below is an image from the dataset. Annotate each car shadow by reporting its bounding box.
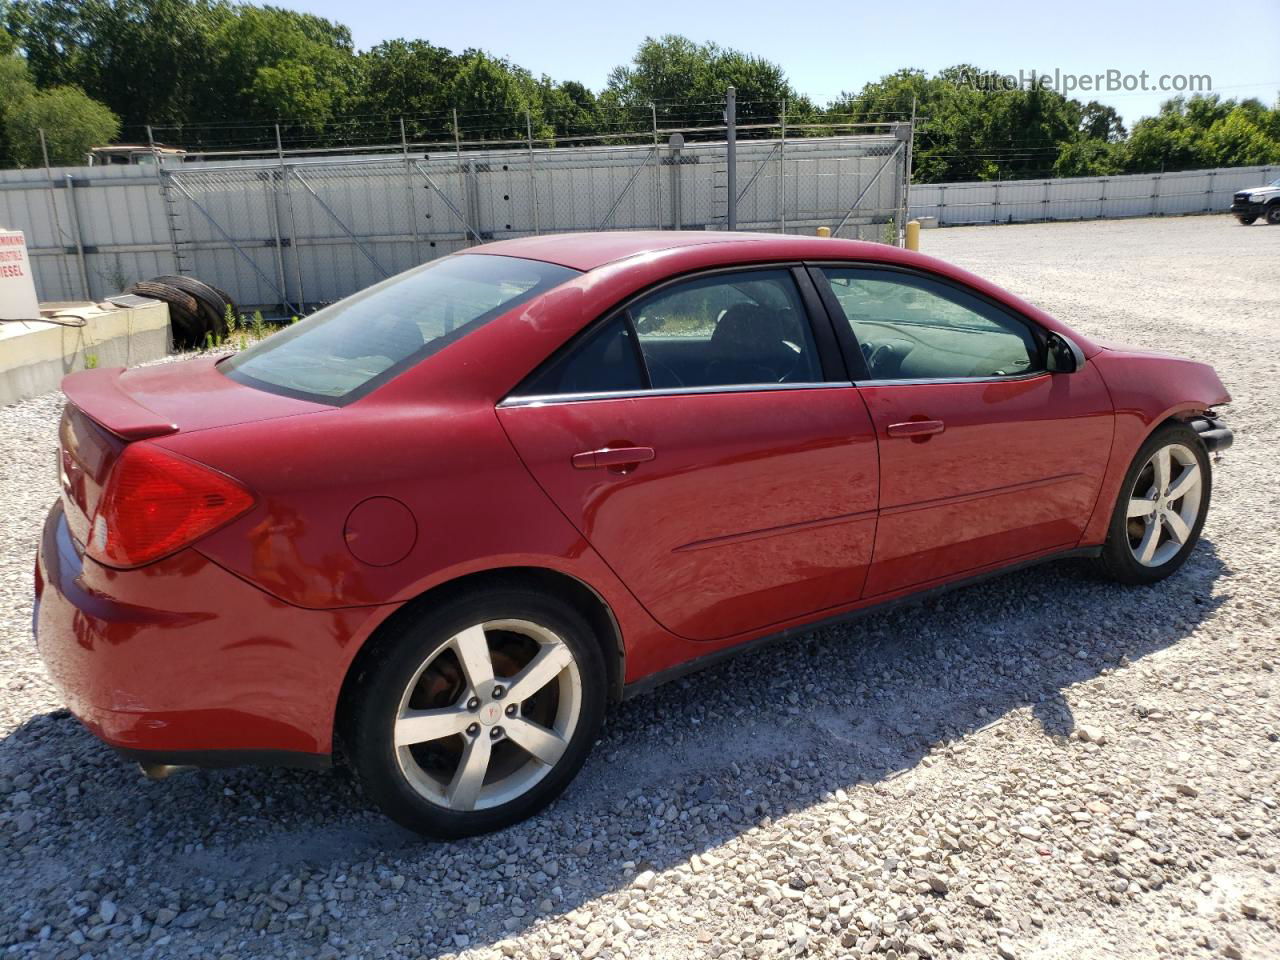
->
[1,541,1229,957]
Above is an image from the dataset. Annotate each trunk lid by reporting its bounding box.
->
[58,358,327,547]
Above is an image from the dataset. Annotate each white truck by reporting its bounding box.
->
[1231,177,1280,225]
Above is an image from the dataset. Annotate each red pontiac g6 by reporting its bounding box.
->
[35,232,1233,837]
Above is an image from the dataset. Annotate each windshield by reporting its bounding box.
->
[222,255,579,403]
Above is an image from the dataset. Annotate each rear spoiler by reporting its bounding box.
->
[61,367,179,441]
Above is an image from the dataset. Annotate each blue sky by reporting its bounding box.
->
[279,0,1279,125]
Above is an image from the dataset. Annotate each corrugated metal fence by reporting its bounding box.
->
[0,133,907,311]
[909,164,1275,226]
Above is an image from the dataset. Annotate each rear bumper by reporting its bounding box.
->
[34,500,389,764]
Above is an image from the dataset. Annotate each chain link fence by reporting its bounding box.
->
[1,128,908,310]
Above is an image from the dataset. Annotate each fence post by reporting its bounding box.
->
[778,98,786,233]
[1205,169,1215,213]
[1098,178,1107,219]
[939,184,947,227]
[402,117,423,263]
[650,103,660,228]
[277,124,305,310]
[264,168,289,312]
[669,133,684,230]
[526,109,540,235]
[902,97,915,241]
[62,173,92,301]
[725,86,737,230]
[1151,174,1161,216]
[37,128,76,299]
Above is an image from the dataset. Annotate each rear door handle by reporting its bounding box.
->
[571,446,656,469]
[886,419,945,438]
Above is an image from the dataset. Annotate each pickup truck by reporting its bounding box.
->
[1231,177,1280,225]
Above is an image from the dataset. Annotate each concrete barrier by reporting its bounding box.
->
[1,299,171,406]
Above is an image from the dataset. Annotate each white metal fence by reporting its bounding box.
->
[0,133,908,311]
[908,164,1275,226]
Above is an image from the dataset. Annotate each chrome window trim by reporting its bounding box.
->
[853,371,1050,388]
[499,381,850,408]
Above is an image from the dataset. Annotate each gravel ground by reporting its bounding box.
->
[1,214,1278,960]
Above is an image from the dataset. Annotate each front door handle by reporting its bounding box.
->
[571,446,656,470]
[886,419,945,439]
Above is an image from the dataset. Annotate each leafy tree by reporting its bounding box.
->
[4,83,120,165]
[0,47,34,166]
[353,38,458,133]
[450,50,541,141]
[1080,101,1126,141]
[1200,108,1280,167]
[606,35,799,133]
[197,4,354,127]
[1054,138,1123,177]
[6,0,229,125]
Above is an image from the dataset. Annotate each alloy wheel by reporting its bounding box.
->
[393,619,583,811]
[1125,442,1204,568]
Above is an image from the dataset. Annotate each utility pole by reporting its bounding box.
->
[725,86,737,230]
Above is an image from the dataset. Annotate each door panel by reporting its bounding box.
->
[859,366,1113,596]
[497,388,878,641]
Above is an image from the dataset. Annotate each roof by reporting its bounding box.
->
[461,230,900,272]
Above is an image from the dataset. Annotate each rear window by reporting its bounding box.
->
[222,254,579,402]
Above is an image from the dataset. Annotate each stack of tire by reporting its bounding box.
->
[126,275,238,349]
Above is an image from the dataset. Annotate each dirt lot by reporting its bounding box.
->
[1,214,1278,960]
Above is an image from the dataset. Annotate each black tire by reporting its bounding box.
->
[1236,215,1257,225]
[342,587,606,838]
[153,275,234,338]
[1266,203,1280,225]
[127,280,203,348]
[1095,422,1211,586]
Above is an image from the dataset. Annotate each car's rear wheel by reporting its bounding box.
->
[344,588,606,837]
[1266,203,1280,225]
[1096,423,1211,585]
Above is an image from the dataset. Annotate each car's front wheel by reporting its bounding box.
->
[344,587,606,837]
[1236,215,1257,225]
[1096,423,1211,585]
[1267,203,1280,225]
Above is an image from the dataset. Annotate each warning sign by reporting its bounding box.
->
[0,229,39,320]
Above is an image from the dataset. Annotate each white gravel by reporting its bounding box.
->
[2,214,1278,959]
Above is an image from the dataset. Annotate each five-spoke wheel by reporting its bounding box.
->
[393,619,582,812]
[1098,422,1212,585]
[1124,443,1204,568]
[344,589,605,837]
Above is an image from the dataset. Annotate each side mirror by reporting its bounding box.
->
[1045,331,1086,374]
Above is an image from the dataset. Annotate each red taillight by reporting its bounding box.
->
[88,444,255,568]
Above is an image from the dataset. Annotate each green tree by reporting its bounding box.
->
[6,0,229,125]
[353,39,458,123]
[4,83,120,165]
[197,5,354,128]
[0,46,35,166]
[1200,108,1280,167]
[1054,138,1124,177]
[606,35,799,133]
[449,50,541,141]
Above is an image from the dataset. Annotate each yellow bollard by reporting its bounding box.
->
[816,226,831,238]
[905,219,920,251]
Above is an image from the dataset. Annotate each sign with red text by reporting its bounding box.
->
[0,229,39,320]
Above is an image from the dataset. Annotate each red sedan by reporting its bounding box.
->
[35,232,1232,837]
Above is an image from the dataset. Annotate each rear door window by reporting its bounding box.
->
[222,254,579,403]
[630,270,823,388]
